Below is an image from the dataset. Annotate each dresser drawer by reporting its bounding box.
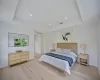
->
[9,59,21,65]
[20,51,28,54]
[16,59,21,63]
[9,54,20,58]
[9,56,20,60]
[21,58,28,62]
[21,55,29,59]
[9,60,17,65]
[20,53,28,56]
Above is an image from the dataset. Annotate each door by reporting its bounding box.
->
[34,31,42,57]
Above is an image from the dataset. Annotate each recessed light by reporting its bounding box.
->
[28,13,32,16]
[49,24,51,26]
[65,17,67,19]
[30,14,32,16]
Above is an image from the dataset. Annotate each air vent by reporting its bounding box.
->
[60,22,63,24]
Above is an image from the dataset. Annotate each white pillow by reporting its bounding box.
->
[62,49,71,53]
[56,48,62,52]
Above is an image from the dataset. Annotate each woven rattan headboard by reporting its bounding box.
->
[57,43,78,54]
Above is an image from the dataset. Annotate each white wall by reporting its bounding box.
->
[42,33,56,53]
[0,22,34,68]
[42,22,98,67]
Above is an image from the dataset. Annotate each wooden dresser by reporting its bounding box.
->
[8,51,29,66]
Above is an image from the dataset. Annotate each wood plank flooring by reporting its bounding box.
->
[0,59,100,80]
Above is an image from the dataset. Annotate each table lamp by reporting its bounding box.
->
[80,44,86,54]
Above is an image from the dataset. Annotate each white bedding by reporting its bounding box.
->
[39,51,77,75]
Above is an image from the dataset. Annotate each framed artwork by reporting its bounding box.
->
[60,28,73,42]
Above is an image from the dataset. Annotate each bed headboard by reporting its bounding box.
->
[57,43,78,54]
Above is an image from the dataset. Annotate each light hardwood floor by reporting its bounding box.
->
[0,59,100,80]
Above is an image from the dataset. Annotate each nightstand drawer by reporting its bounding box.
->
[84,55,88,59]
[79,54,88,59]
[79,55,84,59]
[80,59,87,62]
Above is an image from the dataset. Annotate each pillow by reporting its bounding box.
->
[62,49,71,53]
[56,48,62,52]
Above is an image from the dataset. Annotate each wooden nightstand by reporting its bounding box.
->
[50,49,56,52]
[78,54,89,66]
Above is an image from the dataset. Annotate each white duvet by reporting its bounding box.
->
[39,51,77,75]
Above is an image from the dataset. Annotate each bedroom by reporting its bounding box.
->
[0,0,100,80]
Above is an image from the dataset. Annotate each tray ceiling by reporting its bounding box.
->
[0,0,100,32]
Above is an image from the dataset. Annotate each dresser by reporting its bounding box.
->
[8,51,29,66]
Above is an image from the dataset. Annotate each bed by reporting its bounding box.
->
[39,43,78,75]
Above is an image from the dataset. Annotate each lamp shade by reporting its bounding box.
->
[52,43,55,49]
[80,44,86,49]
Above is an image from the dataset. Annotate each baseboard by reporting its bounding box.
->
[0,65,4,68]
[0,64,8,68]
[0,65,3,68]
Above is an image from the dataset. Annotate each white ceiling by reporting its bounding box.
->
[77,0,100,22]
[0,0,100,32]
[0,0,18,21]
[14,0,81,23]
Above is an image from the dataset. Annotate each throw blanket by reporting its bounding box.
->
[45,53,73,67]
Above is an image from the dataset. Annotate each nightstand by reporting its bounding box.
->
[50,49,56,52]
[78,54,89,66]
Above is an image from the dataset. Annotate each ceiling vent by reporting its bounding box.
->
[60,22,63,24]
